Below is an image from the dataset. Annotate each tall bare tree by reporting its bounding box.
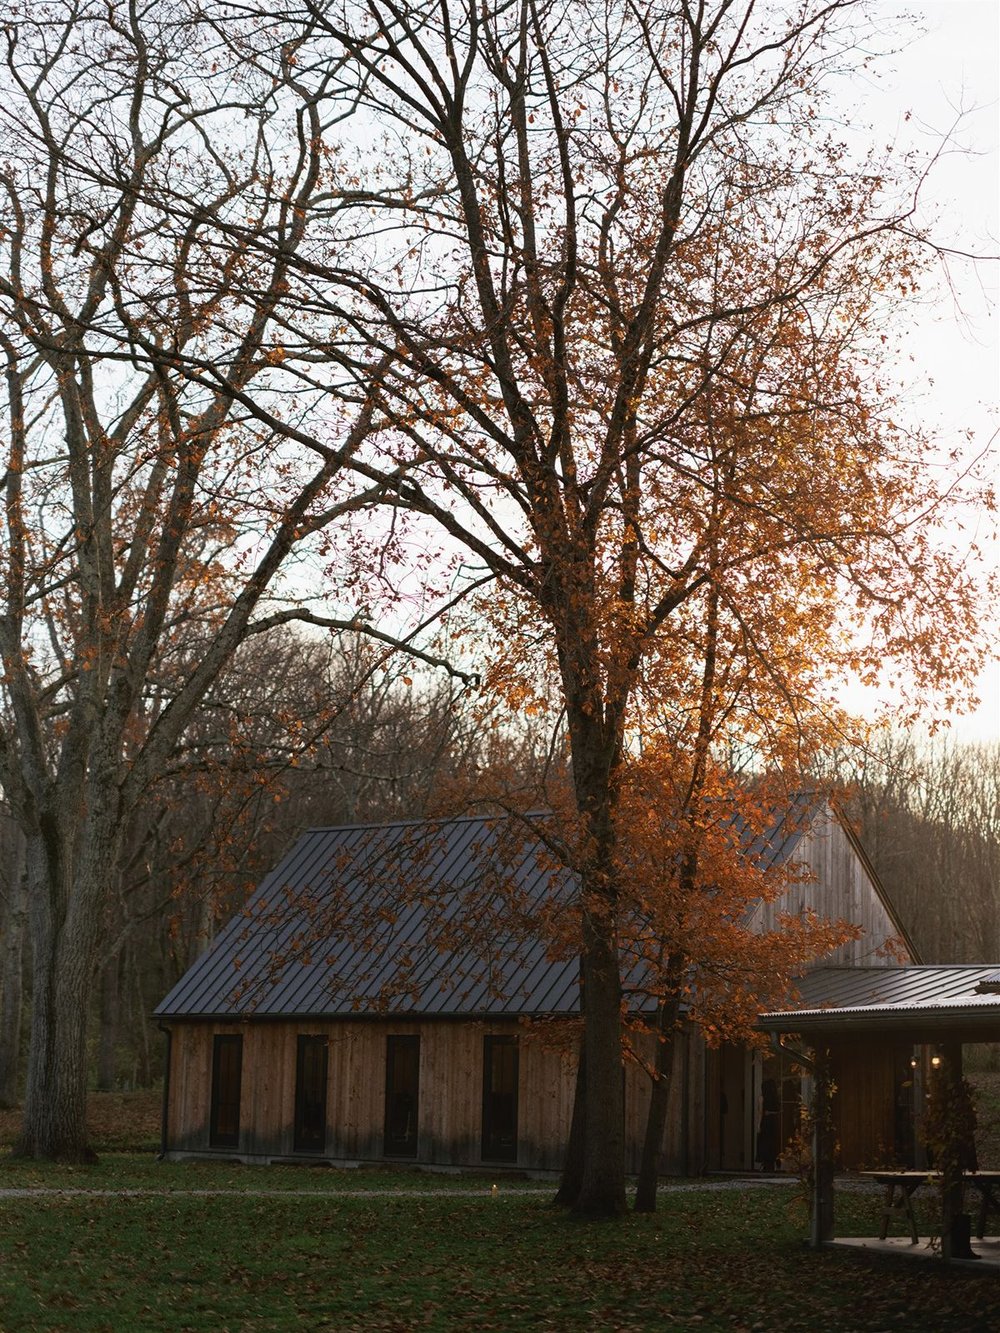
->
[0,1,438,1158]
[198,0,991,1214]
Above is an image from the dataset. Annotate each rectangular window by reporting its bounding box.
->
[384,1035,420,1157]
[209,1034,243,1148]
[294,1035,328,1152]
[482,1035,518,1162]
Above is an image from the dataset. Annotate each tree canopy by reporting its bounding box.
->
[0,0,992,1195]
[199,0,989,1212]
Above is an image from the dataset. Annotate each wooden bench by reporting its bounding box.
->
[862,1171,931,1244]
[861,1170,1000,1243]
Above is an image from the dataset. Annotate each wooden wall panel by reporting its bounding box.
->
[830,1038,897,1169]
[686,1034,707,1172]
[520,1037,577,1171]
[246,1024,283,1157]
[432,1023,481,1164]
[660,1036,689,1174]
[165,1016,718,1175]
[621,1027,703,1176]
[751,804,908,966]
[166,1022,245,1151]
[164,1017,580,1172]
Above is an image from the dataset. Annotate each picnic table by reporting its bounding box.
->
[861,1170,1000,1244]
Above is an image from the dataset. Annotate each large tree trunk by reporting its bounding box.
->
[0,828,27,1108]
[19,923,97,1160]
[574,882,626,1215]
[16,813,121,1161]
[560,686,628,1216]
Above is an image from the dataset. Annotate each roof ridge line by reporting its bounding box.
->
[301,810,549,835]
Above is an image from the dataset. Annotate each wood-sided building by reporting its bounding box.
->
[155,799,916,1175]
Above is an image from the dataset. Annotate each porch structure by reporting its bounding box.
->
[828,1234,1000,1272]
[759,965,1000,1263]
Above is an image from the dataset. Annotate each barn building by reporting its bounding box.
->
[155,798,918,1175]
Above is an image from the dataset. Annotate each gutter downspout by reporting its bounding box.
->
[768,1031,814,1071]
[157,1023,172,1160]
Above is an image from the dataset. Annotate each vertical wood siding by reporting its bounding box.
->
[164,1017,708,1172]
[166,1018,586,1170]
[750,804,910,965]
[623,1030,706,1174]
[830,1038,898,1168]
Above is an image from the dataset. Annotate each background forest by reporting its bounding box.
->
[0,628,996,1105]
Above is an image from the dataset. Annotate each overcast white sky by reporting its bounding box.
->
[837,0,999,741]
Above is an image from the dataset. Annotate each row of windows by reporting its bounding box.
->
[209,1033,520,1162]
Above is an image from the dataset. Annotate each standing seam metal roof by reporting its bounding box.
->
[156,814,582,1019]
[155,798,848,1021]
[759,965,1000,1034]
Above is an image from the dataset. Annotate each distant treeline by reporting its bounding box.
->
[832,734,1000,965]
[1,640,996,1103]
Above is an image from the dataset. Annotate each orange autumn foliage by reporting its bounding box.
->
[613,758,860,1049]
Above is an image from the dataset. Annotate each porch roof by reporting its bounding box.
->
[759,965,1000,1042]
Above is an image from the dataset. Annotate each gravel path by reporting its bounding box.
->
[0,1175,880,1200]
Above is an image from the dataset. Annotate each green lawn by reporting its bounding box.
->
[0,1151,551,1194]
[1,1160,997,1332]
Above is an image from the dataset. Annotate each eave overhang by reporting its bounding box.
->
[758,1004,1000,1044]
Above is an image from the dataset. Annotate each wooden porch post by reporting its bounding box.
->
[937,1040,973,1261]
[810,1043,835,1248]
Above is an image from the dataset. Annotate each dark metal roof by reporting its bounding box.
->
[155,797,865,1023]
[734,787,814,871]
[156,814,582,1019]
[760,966,1000,1039]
